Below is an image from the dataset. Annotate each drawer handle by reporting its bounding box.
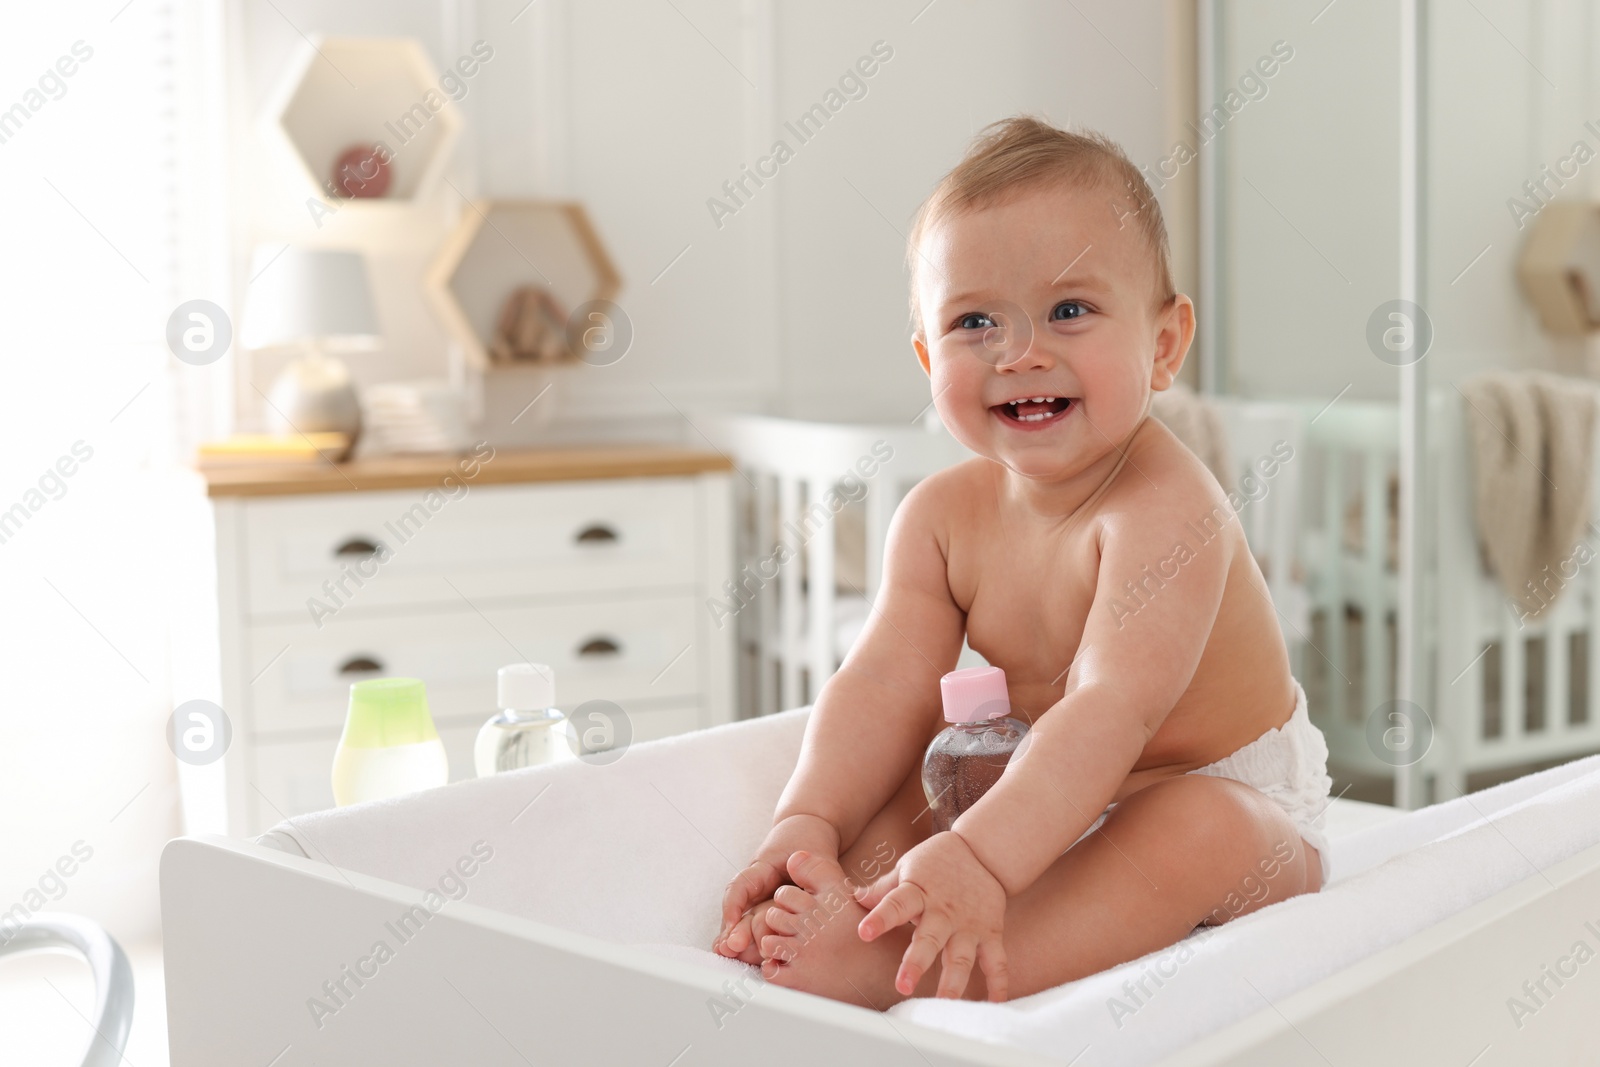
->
[338,655,385,675]
[334,537,382,559]
[574,524,619,545]
[576,636,622,657]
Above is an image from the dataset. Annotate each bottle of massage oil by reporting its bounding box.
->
[922,666,1030,834]
[332,677,449,806]
[474,663,575,776]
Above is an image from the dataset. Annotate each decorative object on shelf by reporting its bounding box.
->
[1517,200,1600,334]
[265,37,463,205]
[197,432,350,466]
[362,379,473,455]
[489,285,572,364]
[426,199,621,371]
[242,246,382,460]
[331,143,392,198]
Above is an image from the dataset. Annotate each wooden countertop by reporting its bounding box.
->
[199,444,734,497]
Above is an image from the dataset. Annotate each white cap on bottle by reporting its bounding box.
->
[498,663,555,710]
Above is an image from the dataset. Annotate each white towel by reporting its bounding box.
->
[268,711,1600,1066]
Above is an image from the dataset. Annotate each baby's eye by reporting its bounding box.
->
[956,312,995,330]
[1051,301,1088,321]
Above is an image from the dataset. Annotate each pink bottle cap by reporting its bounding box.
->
[940,665,1011,723]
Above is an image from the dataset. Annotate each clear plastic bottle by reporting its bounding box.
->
[474,663,575,777]
[922,665,1029,834]
[331,677,449,806]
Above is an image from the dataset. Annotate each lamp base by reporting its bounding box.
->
[265,352,361,459]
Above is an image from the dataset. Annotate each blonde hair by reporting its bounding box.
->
[906,115,1175,331]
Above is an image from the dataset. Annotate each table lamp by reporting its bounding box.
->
[242,247,381,458]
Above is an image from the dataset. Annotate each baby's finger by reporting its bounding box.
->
[859,881,924,942]
[977,937,1010,1003]
[717,912,756,956]
[720,860,778,934]
[743,908,774,956]
[852,866,900,911]
[936,932,979,1000]
[896,921,950,997]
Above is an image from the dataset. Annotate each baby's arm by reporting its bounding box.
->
[857,481,1239,997]
[954,485,1235,895]
[717,477,966,950]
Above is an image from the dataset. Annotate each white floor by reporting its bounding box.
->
[0,937,167,1066]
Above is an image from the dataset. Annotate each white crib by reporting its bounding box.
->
[704,415,975,716]
[711,395,1600,801]
[1295,391,1600,798]
[1295,400,1404,774]
[707,407,1309,715]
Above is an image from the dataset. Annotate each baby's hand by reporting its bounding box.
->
[855,831,1009,1001]
[715,814,839,959]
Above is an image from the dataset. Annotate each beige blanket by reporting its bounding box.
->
[1458,371,1598,618]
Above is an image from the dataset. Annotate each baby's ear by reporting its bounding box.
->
[1149,293,1195,391]
[912,334,931,377]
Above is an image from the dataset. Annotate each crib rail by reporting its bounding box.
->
[1299,401,1402,751]
[704,414,972,715]
[1213,398,1307,640]
[1430,388,1600,792]
[1299,389,1600,794]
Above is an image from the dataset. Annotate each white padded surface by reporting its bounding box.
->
[271,710,1600,1065]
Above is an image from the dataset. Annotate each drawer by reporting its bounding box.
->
[244,595,703,734]
[245,706,703,833]
[240,477,700,617]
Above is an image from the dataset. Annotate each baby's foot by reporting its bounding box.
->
[759,851,912,1009]
[715,895,777,965]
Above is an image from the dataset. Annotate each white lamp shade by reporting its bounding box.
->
[241,247,381,351]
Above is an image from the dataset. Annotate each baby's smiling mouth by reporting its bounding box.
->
[992,396,1074,424]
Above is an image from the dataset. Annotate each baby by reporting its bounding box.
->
[712,116,1332,1007]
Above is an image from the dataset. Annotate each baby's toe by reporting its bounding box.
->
[764,904,801,936]
[760,933,799,963]
[786,849,855,900]
[773,884,815,912]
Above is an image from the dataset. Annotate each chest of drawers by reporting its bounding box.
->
[182,445,735,837]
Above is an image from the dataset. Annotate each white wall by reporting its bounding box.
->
[226,0,1176,437]
[765,1,1171,421]
[1216,0,1600,402]
[1215,0,1402,402]
[1423,0,1600,385]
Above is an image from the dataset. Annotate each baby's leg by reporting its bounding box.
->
[990,774,1320,999]
[767,773,1320,1007]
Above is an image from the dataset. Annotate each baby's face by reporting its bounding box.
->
[913,180,1191,482]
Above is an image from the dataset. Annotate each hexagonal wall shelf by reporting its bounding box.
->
[425,200,622,370]
[267,37,462,203]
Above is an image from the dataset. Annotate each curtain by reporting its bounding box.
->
[0,0,228,945]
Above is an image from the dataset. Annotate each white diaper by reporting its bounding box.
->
[1076,680,1334,883]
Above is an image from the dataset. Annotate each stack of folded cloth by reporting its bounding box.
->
[361,379,474,455]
